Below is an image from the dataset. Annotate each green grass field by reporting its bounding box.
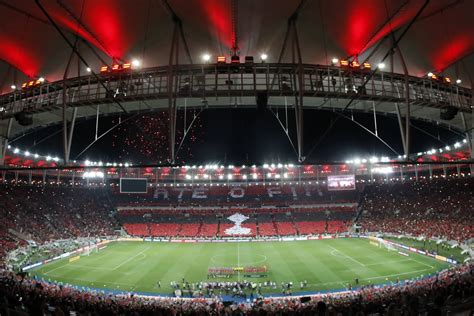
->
[30,238,449,296]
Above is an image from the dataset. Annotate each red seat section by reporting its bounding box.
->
[123,223,149,236]
[199,223,219,237]
[149,223,181,237]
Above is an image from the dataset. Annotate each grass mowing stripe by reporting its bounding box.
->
[327,245,366,267]
[30,239,449,295]
[112,246,150,270]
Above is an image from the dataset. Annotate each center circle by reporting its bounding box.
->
[210,253,268,266]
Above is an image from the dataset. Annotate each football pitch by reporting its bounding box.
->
[30,238,449,296]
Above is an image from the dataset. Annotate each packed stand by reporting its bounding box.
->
[358,178,474,242]
[0,262,472,315]
[0,185,118,258]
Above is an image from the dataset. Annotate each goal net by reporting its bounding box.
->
[381,241,397,252]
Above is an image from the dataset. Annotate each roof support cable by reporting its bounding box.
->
[305,0,431,161]
[35,0,128,114]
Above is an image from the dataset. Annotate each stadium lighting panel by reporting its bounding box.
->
[231,55,240,63]
[260,53,268,61]
[340,60,349,67]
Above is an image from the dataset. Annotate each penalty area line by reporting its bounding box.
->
[43,262,70,276]
[112,247,149,271]
[328,245,366,267]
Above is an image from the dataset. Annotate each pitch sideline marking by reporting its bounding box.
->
[309,268,431,287]
[112,247,150,271]
[328,245,366,267]
[44,262,70,276]
[364,259,412,267]
[408,257,435,269]
[44,274,137,288]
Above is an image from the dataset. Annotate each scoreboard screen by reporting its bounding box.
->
[327,175,356,191]
[120,178,148,193]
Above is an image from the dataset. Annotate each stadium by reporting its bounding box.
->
[0,0,473,315]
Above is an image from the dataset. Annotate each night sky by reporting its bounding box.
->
[11,108,463,165]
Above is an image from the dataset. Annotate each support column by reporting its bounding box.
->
[167,23,179,164]
[463,87,474,175]
[396,46,411,159]
[292,21,304,162]
[0,118,13,166]
[62,46,75,164]
[66,108,78,163]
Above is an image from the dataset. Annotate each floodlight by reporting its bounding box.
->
[132,59,141,67]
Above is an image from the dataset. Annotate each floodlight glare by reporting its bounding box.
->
[132,59,141,67]
[378,63,385,69]
[331,57,339,64]
[202,53,211,62]
[456,79,462,84]
[260,53,268,61]
[86,67,91,73]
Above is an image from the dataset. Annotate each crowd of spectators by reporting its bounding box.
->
[0,178,473,314]
[0,262,472,315]
[0,185,117,259]
[358,178,474,242]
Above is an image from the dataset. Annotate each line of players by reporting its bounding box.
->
[159,278,310,298]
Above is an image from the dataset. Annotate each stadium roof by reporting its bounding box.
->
[0,0,473,88]
[0,0,472,161]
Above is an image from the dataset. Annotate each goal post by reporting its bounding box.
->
[82,243,98,256]
[381,240,397,252]
[368,236,396,251]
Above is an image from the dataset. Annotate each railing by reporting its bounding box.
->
[0,63,471,118]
